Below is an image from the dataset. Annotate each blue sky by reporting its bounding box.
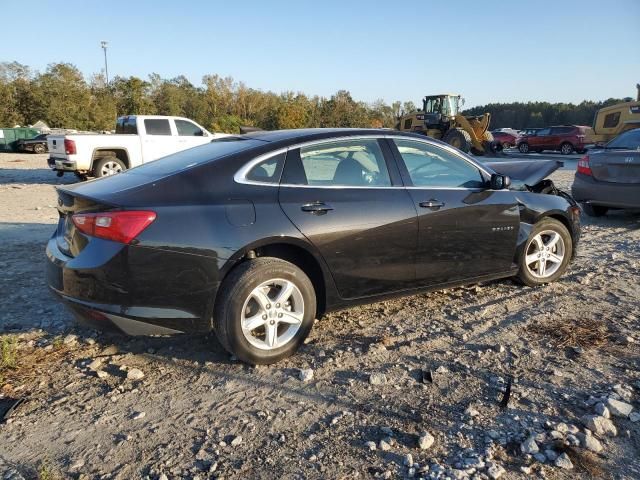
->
[2,0,639,107]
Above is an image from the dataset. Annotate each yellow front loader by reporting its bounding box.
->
[396,94,497,155]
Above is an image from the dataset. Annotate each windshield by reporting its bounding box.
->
[127,137,266,176]
[606,129,640,149]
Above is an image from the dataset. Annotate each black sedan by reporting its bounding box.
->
[46,129,581,364]
[572,128,640,216]
[17,133,48,153]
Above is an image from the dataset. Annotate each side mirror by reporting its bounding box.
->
[490,173,511,190]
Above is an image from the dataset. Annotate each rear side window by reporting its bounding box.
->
[144,119,172,136]
[245,152,285,183]
[116,117,138,134]
[551,127,573,135]
[175,119,204,136]
[536,128,551,136]
[603,112,621,129]
[287,139,391,187]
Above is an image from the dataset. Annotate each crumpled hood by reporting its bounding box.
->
[484,160,563,190]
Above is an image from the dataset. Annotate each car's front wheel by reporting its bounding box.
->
[518,142,529,153]
[214,257,316,365]
[517,218,572,286]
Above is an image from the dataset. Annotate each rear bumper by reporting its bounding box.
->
[48,156,78,171]
[46,234,219,335]
[572,173,640,209]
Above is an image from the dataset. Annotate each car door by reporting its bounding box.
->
[278,137,418,299]
[533,128,551,150]
[174,119,211,150]
[140,118,179,162]
[388,137,520,285]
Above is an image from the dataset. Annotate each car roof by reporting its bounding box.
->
[239,128,428,146]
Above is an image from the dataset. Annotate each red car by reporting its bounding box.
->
[491,130,519,149]
[517,125,592,155]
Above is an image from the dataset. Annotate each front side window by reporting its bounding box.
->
[245,152,285,183]
[294,139,391,187]
[144,119,172,136]
[175,119,204,136]
[394,139,484,188]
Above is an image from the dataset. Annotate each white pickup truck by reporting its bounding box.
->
[47,115,231,178]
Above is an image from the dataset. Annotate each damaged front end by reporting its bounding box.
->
[484,159,569,196]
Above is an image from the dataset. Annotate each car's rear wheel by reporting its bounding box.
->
[560,142,574,155]
[518,142,529,153]
[94,157,126,178]
[214,257,316,365]
[582,203,608,217]
[502,142,511,150]
[517,218,572,286]
[34,143,46,154]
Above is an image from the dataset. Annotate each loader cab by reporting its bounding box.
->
[421,94,462,129]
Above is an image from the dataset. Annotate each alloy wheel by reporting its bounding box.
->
[240,278,304,350]
[100,160,123,176]
[524,230,565,278]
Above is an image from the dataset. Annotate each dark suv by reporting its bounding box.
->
[517,126,592,155]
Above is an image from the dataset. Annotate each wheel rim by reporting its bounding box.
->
[520,144,528,153]
[525,230,565,279]
[101,160,122,176]
[240,278,304,351]
[35,145,45,153]
[562,144,571,154]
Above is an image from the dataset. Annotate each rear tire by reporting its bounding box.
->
[516,218,573,287]
[94,156,126,178]
[214,257,316,365]
[442,128,472,153]
[34,144,46,154]
[582,203,608,217]
[518,142,529,153]
[560,142,574,155]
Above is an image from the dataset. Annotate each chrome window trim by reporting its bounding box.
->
[234,133,494,188]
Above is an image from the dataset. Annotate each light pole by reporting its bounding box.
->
[101,41,109,86]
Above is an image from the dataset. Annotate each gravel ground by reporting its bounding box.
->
[0,153,639,480]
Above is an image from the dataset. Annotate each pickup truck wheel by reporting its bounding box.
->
[94,157,126,178]
[33,144,46,154]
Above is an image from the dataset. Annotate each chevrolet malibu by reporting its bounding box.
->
[46,129,581,364]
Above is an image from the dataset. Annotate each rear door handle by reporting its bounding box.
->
[301,202,333,214]
[419,199,445,209]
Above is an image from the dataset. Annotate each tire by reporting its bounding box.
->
[518,142,529,154]
[442,128,472,153]
[582,203,608,217]
[33,143,46,154]
[93,156,126,178]
[560,142,574,155]
[214,257,316,365]
[516,218,573,287]
[502,142,511,150]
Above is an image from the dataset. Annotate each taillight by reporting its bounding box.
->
[577,155,592,176]
[72,211,156,244]
[64,139,76,155]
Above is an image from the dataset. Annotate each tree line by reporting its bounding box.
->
[0,61,625,133]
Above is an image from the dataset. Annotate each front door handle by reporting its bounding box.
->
[301,202,333,215]
[419,199,445,209]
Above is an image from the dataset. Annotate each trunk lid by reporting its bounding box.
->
[55,189,119,258]
[589,149,640,184]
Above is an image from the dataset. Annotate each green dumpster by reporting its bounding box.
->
[0,128,40,152]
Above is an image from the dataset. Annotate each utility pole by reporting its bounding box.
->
[101,41,109,86]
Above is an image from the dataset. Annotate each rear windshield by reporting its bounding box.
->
[127,137,266,176]
[607,129,640,149]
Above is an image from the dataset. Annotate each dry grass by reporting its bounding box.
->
[552,441,608,479]
[527,317,611,349]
